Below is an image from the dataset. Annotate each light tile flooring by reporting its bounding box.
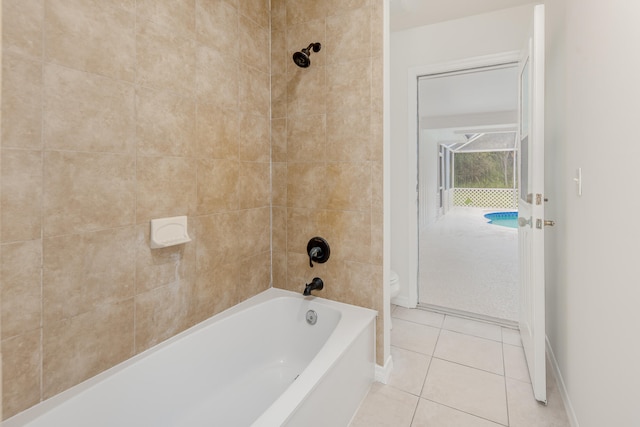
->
[350,306,571,427]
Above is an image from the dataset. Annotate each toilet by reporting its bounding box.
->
[389,270,400,328]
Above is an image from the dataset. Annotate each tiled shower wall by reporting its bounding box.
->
[270,0,384,364]
[0,0,271,418]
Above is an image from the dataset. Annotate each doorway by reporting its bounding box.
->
[417,64,520,322]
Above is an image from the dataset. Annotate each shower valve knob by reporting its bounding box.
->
[307,237,330,268]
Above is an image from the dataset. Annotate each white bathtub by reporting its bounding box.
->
[3,288,377,427]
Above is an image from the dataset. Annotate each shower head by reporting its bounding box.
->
[293,42,321,68]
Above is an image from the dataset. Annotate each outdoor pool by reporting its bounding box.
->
[484,211,518,229]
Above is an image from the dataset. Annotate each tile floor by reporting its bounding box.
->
[350,306,571,427]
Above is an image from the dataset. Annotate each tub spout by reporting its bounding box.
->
[303,277,324,296]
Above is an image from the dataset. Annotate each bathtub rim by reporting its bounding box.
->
[253,291,377,426]
[3,288,377,427]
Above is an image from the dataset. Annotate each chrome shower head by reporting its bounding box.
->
[293,42,321,68]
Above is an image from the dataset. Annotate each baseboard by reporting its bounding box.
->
[546,335,580,427]
[390,295,412,308]
[375,355,394,384]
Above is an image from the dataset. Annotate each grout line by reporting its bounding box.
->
[502,340,511,426]
[419,396,510,427]
[417,320,442,398]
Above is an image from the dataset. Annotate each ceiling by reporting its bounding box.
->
[389,0,535,32]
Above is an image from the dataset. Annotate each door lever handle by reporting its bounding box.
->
[518,217,532,228]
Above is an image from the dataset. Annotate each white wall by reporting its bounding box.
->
[545,1,640,425]
[390,4,535,304]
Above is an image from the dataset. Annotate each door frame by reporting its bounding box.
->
[404,51,521,308]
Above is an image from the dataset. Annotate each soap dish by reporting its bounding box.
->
[150,216,192,249]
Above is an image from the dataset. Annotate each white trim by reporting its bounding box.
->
[390,295,413,309]
[382,0,392,370]
[375,356,394,384]
[406,51,521,309]
[546,336,580,427]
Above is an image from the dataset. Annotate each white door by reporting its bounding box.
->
[518,4,547,404]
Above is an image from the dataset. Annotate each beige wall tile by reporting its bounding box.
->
[196,103,239,160]
[271,162,287,206]
[289,162,371,211]
[371,212,384,265]
[271,0,287,32]
[325,162,372,211]
[326,110,371,162]
[2,330,41,419]
[2,0,44,59]
[195,212,244,271]
[135,282,192,353]
[272,250,288,288]
[238,162,270,209]
[45,0,135,81]
[238,0,270,29]
[136,0,196,40]
[239,113,270,162]
[371,107,383,161]
[192,259,238,323]
[271,118,287,162]
[238,207,271,256]
[372,160,383,212]
[2,54,42,149]
[1,240,42,339]
[271,30,287,76]
[196,45,238,109]
[195,0,239,60]
[239,15,269,74]
[43,151,135,236]
[326,58,372,114]
[135,223,196,294]
[43,64,135,154]
[271,73,288,119]
[111,0,136,12]
[196,158,240,214]
[136,156,197,223]
[321,209,372,263]
[286,0,327,26]
[43,227,136,323]
[328,0,372,15]
[287,66,326,117]
[236,252,271,302]
[371,55,384,114]
[286,114,326,162]
[42,299,134,399]
[136,87,196,157]
[272,206,287,252]
[1,149,42,242]
[370,0,384,57]
[239,66,270,116]
[326,7,371,65]
[136,19,196,95]
[195,209,271,289]
[287,162,329,209]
